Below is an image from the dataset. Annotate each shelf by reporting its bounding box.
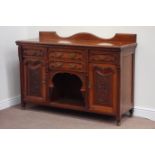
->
[50,98,85,111]
[51,97,84,106]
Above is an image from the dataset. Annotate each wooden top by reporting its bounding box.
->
[16,32,137,48]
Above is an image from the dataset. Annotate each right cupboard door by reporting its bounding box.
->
[89,63,118,114]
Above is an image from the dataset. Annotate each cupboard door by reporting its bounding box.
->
[89,63,118,114]
[23,58,46,103]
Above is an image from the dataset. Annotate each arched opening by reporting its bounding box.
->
[50,73,85,106]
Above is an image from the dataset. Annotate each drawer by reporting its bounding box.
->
[89,53,119,64]
[23,47,46,57]
[48,48,85,62]
[49,61,85,72]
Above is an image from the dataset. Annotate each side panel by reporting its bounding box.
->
[120,48,135,115]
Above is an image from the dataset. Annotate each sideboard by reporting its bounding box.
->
[16,32,137,125]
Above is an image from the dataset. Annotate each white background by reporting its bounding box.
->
[0,1,155,155]
[0,27,28,100]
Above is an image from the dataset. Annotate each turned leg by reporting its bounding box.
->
[116,116,121,126]
[129,108,134,117]
[21,100,26,109]
[116,119,121,126]
[81,90,87,103]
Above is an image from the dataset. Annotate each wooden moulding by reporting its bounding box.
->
[39,31,137,44]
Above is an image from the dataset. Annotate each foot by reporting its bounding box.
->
[116,119,121,126]
[129,109,134,117]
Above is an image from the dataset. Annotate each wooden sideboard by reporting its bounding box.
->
[16,32,137,125]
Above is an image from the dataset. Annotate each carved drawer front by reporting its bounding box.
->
[89,53,119,64]
[23,47,46,57]
[48,48,85,62]
[49,61,84,72]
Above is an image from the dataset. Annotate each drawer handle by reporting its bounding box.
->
[42,80,46,84]
[68,64,82,70]
[69,64,76,68]
[54,62,63,67]
[55,53,63,58]
[76,65,82,70]
[69,53,76,59]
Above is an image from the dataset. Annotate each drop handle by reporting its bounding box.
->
[69,64,76,68]
[42,80,46,84]
[54,62,63,67]
[88,81,91,89]
[69,53,76,59]
[55,53,63,58]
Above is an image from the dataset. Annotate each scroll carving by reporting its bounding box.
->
[49,49,84,62]
[24,59,45,69]
[23,59,45,97]
[94,67,114,105]
[49,62,84,72]
[23,49,44,57]
[90,54,119,64]
[27,68,42,96]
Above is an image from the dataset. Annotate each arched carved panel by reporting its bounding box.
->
[27,66,42,97]
[89,63,117,113]
[23,59,46,101]
[93,67,114,106]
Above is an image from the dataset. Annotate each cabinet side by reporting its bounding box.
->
[120,47,136,115]
[18,45,25,107]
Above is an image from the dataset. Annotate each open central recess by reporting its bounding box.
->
[51,73,85,106]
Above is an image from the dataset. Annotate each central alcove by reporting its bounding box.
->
[50,73,85,107]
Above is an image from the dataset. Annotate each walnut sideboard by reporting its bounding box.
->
[16,32,137,125]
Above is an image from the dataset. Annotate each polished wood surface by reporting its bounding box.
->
[16,32,137,125]
[16,32,137,48]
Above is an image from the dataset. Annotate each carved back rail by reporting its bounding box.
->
[39,31,137,44]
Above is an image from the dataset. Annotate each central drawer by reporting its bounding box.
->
[49,61,85,72]
[48,48,85,63]
[48,47,87,72]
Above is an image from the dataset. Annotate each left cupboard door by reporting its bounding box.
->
[22,58,47,103]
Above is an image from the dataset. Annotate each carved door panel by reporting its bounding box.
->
[23,58,46,103]
[89,64,118,114]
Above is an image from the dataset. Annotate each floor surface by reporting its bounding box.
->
[0,105,155,129]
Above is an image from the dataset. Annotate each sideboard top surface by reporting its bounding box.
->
[16,32,137,49]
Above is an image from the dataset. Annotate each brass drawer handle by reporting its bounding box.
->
[69,53,76,59]
[76,65,82,70]
[50,62,63,68]
[69,64,76,68]
[68,64,82,70]
[55,53,63,58]
[54,62,63,67]
[42,80,46,84]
